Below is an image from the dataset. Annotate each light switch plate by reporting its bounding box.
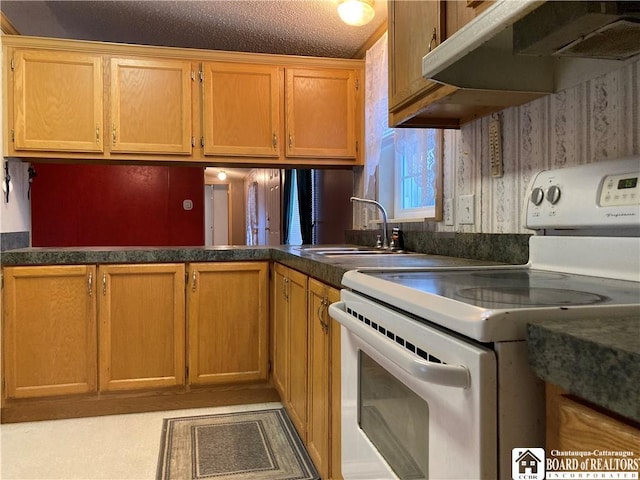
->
[458,195,475,225]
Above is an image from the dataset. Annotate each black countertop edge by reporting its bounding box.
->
[527,317,640,423]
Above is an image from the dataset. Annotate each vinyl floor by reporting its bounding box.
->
[0,402,282,480]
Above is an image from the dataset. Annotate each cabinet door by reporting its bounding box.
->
[188,262,268,385]
[444,0,477,38]
[12,49,104,152]
[98,264,185,391]
[3,266,97,398]
[307,279,340,479]
[388,0,444,110]
[202,63,281,157]
[287,267,309,439]
[110,58,192,154]
[286,68,357,159]
[272,263,289,398]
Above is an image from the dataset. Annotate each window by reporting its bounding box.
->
[393,129,441,220]
[365,32,442,223]
[286,170,303,245]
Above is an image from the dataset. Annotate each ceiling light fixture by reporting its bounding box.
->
[217,170,227,181]
[337,0,375,27]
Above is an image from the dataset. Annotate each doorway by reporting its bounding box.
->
[204,184,230,246]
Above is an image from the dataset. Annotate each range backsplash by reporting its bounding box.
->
[345,229,530,265]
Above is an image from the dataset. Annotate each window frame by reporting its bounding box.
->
[392,129,443,221]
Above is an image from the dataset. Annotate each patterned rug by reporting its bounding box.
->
[156,407,319,480]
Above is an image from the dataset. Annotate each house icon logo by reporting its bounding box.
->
[512,448,545,480]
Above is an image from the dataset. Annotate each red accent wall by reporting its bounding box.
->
[31,164,204,247]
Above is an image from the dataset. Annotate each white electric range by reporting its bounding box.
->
[330,156,640,479]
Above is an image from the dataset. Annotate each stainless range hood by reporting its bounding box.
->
[422,1,640,94]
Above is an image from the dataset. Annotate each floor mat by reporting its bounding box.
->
[156,407,319,480]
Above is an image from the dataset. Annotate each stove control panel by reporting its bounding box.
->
[600,173,640,207]
[525,156,640,230]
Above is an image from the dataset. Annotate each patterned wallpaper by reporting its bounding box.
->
[358,34,640,235]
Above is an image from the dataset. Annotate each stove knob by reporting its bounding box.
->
[530,187,544,205]
[547,185,561,204]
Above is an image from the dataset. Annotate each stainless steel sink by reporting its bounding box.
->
[299,246,372,253]
[297,246,412,256]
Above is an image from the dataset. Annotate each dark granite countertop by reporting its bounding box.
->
[0,245,499,289]
[527,317,640,423]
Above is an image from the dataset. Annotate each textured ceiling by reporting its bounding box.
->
[1,0,388,58]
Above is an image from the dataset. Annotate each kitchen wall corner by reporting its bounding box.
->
[357,33,640,236]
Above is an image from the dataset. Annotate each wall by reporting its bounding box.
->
[358,33,640,235]
[31,164,204,247]
[0,44,31,250]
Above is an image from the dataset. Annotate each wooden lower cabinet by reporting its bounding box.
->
[546,383,640,453]
[271,263,309,437]
[307,279,341,480]
[2,265,98,399]
[98,263,186,391]
[271,265,342,478]
[187,262,269,385]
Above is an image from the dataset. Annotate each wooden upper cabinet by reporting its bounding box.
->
[110,57,192,154]
[285,68,358,159]
[2,265,98,399]
[445,0,478,38]
[388,0,444,113]
[202,63,280,157]
[98,263,185,392]
[12,49,104,152]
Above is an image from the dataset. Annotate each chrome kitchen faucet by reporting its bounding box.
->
[350,197,389,249]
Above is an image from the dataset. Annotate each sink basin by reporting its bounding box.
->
[299,246,373,253]
[298,246,412,256]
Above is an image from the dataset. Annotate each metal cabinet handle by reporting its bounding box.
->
[317,299,325,329]
[288,134,293,148]
[88,271,93,296]
[96,126,100,144]
[112,126,117,144]
[102,273,107,295]
[272,133,277,149]
[318,297,329,333]
[428,27,437,52]
[192,270,197,292]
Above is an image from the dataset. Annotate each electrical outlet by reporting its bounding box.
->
[458,195,475,225]
[444,198,454,226]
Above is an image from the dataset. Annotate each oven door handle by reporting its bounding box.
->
[330,302,470,389]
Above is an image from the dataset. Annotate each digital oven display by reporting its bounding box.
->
[617,177,638,189]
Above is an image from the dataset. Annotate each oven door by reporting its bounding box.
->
[329,290,497,480]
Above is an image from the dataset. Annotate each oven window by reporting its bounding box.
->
[358,351,429,480]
